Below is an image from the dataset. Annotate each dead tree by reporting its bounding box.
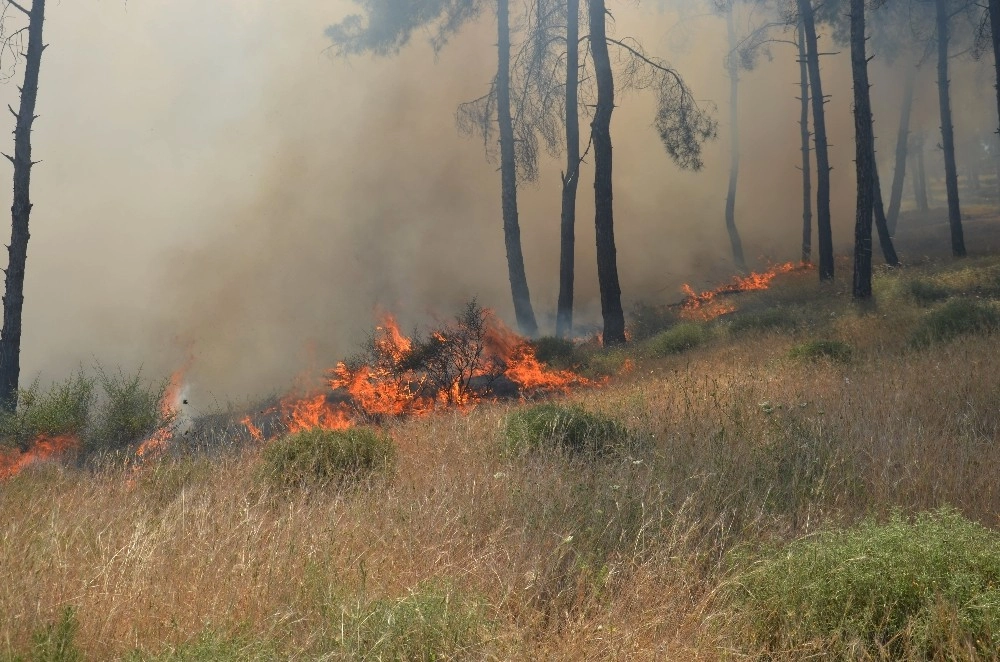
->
[886,65,916,233]
[0,0,44,412]
[723,1,747,272]
[851,0,875,299]
[797,23,812,263]
[556,0,581,338]
[991,0,1000,137]
[936,0,966,256]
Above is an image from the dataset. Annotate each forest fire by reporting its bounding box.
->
[248,307,594,439]
[133,359,190,463]
[0,433,77,479]
[680,262,810,320]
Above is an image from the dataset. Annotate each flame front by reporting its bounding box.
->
[680,262,808,320]
[0,434,77,479]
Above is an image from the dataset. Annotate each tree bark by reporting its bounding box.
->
[992,0,1000,138]
[935,0,965,257]
[851,0,874,299]
[556,0,580,338]
[797,0,834,280]
[913,131,929,211]
[588,0,625,346]
[497,0,539,337]
[798,23,812,264]
[886,65,915,234]
[872,165,899,266]
[0,0,44,413]
[724,3,747,272]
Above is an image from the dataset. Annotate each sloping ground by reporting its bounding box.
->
[3,218,1000,660]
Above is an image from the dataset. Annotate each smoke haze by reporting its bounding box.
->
[2,0,995,403]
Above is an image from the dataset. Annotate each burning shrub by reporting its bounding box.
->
[728,307,799,335]
[788,340,853,363]
[910,298,1000,347]
[646,323,707,357]
[723,509,1000,659]
[86,367,173,454]
[502,404,631,456]
[261,427,396,488]
[331,585,490,659]
[0,371,94,452]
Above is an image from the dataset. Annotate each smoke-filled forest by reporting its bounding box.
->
[3,0,1000,659]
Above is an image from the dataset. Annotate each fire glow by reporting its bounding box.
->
[0,433,77,479]
[679,262,810,320]
[254,310,594,438]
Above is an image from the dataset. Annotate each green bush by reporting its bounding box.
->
[647,323,706,357]
[333,586,489,660]
[126,630,278,662]
[907,278,953,306]
[86,368,171,454]
[725,509,1000,659]
[260,427,396,488]
[729,307,798,335]
[911,298,1000,347]
[6,606,85,662]
[502,404,631,456]
[530,336,582,370]
[0,373,94,451]
[789,339,853,363]
[628,302,679,341]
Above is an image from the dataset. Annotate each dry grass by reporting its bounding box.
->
[4,248,1000,659]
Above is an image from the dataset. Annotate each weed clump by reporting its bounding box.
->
[628,301,679,341]
[87,368,171,454]
[647,323,706,357]
[911,298,1000,347]
[725,509,1000,659]
[530,336,582,370]
[907,278,953,305]
[502,404,630,456]
[260,427,396,488]
[789,339,853,363]
[729,307,798,335]
[333,586,489,660]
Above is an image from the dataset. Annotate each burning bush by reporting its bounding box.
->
[86,367,174,455]
[260,427,396,488]
[502,404,631,457]
[0,371,93,452]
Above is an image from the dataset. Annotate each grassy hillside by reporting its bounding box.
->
[4,223,1000,659]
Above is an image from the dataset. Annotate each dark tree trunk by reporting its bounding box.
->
[0,0,45,413]
[497,0,539,336]
[798,0,834,280]
[873,165,900,266]
[886,65,915,234]
[991,0,1000,138]
[913,131,929,211]
[724,4,747,272]
[851,0,874,299]
[588,0,625,346]
[935,0,966,257]
[556,0,580,338]
[798,23,812,264]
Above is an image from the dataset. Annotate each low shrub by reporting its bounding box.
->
[628,302,679,341]
[647,323,706,357]
[0,372,94,452]
[729,307,798,335]
[333,585,489,660]
[260,427,396,488]
[907,278,952,305]
[126,630,278,662]
[789,339,853,363]
[502,404,631,456]
[724,509,1000,659]
[530,336,582,370]
[86,368,171,454]
[910,298,1000,347]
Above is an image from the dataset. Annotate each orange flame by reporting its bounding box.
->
[0,434,78,480]
[133,357,191,463]
[680,262,808,320]
[241,416,263,442]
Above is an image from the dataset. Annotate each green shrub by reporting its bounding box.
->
[729,307,798,335]
[530,336,582,370]
[10,606,85,662]
[907,278,952,305]
[911,298,1000,347]
[789,339,853,363]
[725,509,1000,659]
[126,630,278,662]
[502,404,631,456]
[86,368,170,454]
[333,585,489,660]
[0,373,94,451]
[629,302,679,341]
[647,323,706,357]
[260,427,396,488]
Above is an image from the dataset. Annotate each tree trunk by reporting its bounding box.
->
[0,0,45,413]
[935,0,966,257]
[798,23,812,264]
[724,4,747,272]
[873,165,899,266]
[913,131,929,211]
[798,0,834,280]
[991,0,1000,138]
[886,65,915,234]
[588,0,625,346]
[497,0,539,336]
[556,0,580,338]
[851,0,874,299]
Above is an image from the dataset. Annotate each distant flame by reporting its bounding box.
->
[133,357,191,463]
[680,262,809,320]
[0,434,77,480]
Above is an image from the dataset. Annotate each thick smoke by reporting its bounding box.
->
[0,0,993,402]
